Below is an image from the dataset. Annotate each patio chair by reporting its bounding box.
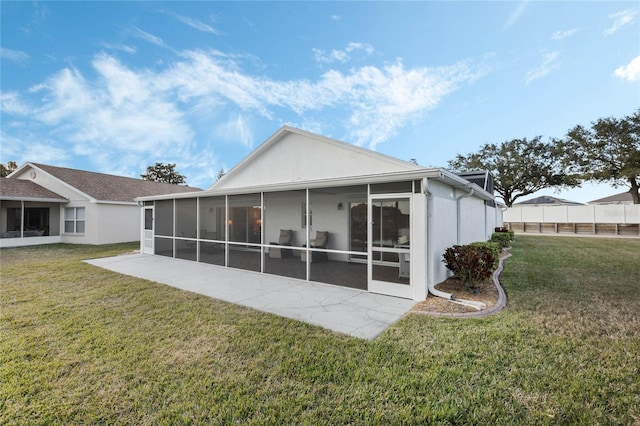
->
[269,229,293,258]
[301,231,329,262]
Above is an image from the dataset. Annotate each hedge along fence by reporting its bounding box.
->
[503,204,640,236]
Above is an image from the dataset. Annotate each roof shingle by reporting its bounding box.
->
[0,178,68,201]
[28,163,201,203]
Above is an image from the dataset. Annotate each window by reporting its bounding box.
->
[64,207,85,234]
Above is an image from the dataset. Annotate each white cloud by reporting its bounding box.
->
[313,42,374,64]
[3,48,485,185]
[603,9,638,36]
[524,51,560,85]
[551,28,579,40]
[614,55,640,81]
[331,15,341,22]
[1,48,30,64]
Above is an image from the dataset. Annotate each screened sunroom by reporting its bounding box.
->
[137,126,501,300]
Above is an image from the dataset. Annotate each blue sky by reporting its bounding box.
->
[1,1,639,202]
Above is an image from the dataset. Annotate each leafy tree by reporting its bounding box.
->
[562,109,640,204]
[0,161,18,177]
[141,162,186,185]
[448,137,579,207]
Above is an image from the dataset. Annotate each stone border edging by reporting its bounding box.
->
[411,250,512,319]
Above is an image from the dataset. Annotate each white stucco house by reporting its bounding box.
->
[137,126,502,301]
[1,163,199,248]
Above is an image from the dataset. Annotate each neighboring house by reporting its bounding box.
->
[515,195,584,206]
[137,126,502,301]
[588,191,635,205]
[1,163,200,248]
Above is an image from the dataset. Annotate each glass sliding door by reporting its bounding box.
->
[227,194,261,272]
[368,195,412,298]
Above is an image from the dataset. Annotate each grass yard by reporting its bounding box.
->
[1,236,639,425]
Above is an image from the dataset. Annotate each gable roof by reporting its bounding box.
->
[212,126,424,190]
[0,178,68,202]
[588,191,634,204]
[9,163,201,203]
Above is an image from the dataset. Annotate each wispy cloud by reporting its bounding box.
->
[100,43,137,54]
[331,15,341,22]
[503,1,530,30]
[313,42,374,64]
[524,51,560,85]
[614,55,640,81]
[0,91,31,115]
[551,28,579,40]
[603,9,638,36]
[2,48,486,184]
[163,10,222,35]
[0,48,30,64]
[130,27,165,47]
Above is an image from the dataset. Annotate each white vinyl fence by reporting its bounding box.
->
[503,204,640,237]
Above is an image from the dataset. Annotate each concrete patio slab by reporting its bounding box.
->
[85,253,415,340]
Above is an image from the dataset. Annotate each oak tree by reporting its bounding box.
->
[563,109,640,204]
[448,137,579,207]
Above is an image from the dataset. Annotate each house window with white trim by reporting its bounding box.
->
[64,207,85,234]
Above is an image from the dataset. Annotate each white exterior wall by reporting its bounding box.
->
[458,194,487,244]
[486,204,503,234]
[427,181,459,287]
[215,131,420,190]
[411,193,428,300]
[95,203,140,244]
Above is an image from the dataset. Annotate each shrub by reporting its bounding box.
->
[442,244,496,292]
[470,241,501,269]
[494,227,514,240]
[491,232,511,248]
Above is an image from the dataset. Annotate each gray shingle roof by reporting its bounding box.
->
[588,191,634,204]
[516,195,584,206]
[0,178,68,202]
[31,163,201,203]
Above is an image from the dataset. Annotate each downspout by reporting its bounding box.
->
[425,179,485,310]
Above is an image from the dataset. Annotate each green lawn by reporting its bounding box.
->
[1,236,639,425]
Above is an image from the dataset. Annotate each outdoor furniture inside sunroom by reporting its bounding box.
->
[301,231,329,263]
[269,229,293,258]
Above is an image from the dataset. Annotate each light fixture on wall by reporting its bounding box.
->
[337,202,344,211]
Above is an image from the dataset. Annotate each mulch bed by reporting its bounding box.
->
[412,276,499,314]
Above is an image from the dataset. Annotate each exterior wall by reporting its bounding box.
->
[411,193,428,300]
[458,194,488,244]
[486,204,503,235]
[94,203,140,244]
[216,131,419,189]
[427,181,459,286]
